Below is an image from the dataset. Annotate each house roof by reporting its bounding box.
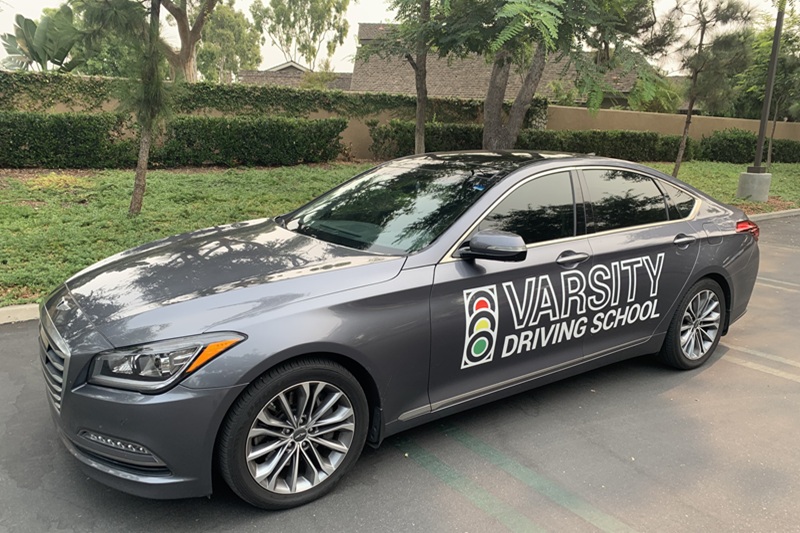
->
[353,23,638,103]
[239,69,353,91]
[267,61,310,73]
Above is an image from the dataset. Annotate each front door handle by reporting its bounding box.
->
[673,234,697,247]
[556,251,590,267]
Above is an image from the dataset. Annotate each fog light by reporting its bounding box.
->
[78,430,151,455]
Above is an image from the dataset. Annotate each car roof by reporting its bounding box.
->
[390,150,592,171]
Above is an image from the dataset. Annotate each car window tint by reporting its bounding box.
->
[478,172,575,244]
[285,160,509,254]
[658,181,697,219]
[583,170,668,232]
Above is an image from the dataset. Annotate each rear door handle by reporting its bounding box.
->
[556,251,590,267]
[673,234,697,247]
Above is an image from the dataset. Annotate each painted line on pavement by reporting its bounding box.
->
[395,437,545,533]
[758,276,800,289]
[440,423,637,533]
[723,344,800,370]
[756,278,800,293]
[724,355,800,384]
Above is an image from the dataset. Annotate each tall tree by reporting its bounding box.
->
[197,1,261,82]
[670,0,752,177]
[437,0,669,150]
[160,0,219,81]
[1,6,82,71]
[75,0,170,215]
[250,0,351,70]
[732,15,800,167]
[388,0,434,154]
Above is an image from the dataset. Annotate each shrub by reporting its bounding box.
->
[698,128,756,164]
[367,120,483,159]
[0,111,136,168]
[654,134,695,163]
[516,129,693,162]
[769,138,800,164]
[156,116,347,167]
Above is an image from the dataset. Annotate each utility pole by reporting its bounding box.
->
[737,0,786,202]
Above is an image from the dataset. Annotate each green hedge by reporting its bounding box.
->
[698,128,800,164]
[367,120,483,159]
[157,115,347,167]
[0,111,346,168]
[367,121,696,162]
[0,71,548,127]
[698,129,755,164]
[0,111,136,168]
[516,129,695,162]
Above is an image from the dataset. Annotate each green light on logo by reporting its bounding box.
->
[472,338,488,357]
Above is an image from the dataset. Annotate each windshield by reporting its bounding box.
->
[284,161,504,254]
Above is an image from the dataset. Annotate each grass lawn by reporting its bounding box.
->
[1,160,798,307]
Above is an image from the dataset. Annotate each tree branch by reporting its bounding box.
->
[191,0,220,41]
[404,53,418,72]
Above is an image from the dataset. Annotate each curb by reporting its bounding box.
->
[1,304,39,325]
[1,210,798,327]
[749,208,800,222]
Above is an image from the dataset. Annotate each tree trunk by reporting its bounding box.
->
[161,0,218,82]
[483,49,512,150]
[129,126,153,216]
[672,96,695,178]
[483,44,547,150]
[502,43,547,148]
[413,0,430,155]
[674,23,706,178]
[180,45,198,82]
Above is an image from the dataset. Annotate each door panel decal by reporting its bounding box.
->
[460,252,665,369]
[461,286,500,369]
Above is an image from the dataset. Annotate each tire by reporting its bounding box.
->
[218,358,369,510]
[658,278,726,370]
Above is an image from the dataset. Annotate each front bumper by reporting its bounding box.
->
[47,374,246,499]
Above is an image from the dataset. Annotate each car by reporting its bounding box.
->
[39,150,760,509]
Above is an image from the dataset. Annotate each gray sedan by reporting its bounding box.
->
[38,151,759,509]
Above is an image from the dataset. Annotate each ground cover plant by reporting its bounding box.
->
[1,161,798,306]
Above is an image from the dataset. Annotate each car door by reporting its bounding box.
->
[428,170,593,410]
[578,168,701,359]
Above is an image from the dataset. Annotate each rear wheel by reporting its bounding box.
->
[659,279,726,370]
[218,359,368,509]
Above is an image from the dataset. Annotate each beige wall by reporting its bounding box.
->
[547,105,800,142]
[310,110,396,160]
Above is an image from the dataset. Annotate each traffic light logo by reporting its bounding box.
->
[462,286,499,369]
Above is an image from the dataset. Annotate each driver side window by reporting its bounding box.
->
[478,172,576,245]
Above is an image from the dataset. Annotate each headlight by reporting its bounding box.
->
[89,332,245,392]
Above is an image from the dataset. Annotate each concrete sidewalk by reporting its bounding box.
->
[2,209,798,326]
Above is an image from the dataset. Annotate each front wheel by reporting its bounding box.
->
[658,279,726,370]
[218,359,369,509]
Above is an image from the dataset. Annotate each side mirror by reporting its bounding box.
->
[458,229,527,262]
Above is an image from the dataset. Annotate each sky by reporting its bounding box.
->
[0,0,396,72]
[0,0,776,75]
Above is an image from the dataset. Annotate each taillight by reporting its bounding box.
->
[736,220,760,241]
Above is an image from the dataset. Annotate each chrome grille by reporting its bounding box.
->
[40,324,67,412]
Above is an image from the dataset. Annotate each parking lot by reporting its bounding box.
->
[1,214,799,533]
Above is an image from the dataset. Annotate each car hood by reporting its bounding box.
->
[63,218,404,345]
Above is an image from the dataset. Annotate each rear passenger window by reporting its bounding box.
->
[658,181,697,219]
[479,172,575,244]
[582,170,668,232]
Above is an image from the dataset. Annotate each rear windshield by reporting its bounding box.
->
[285,162,504,254]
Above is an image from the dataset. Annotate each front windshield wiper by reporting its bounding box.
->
[274,214,287,228]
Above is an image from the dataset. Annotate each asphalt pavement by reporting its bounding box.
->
[2,216,800,533]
